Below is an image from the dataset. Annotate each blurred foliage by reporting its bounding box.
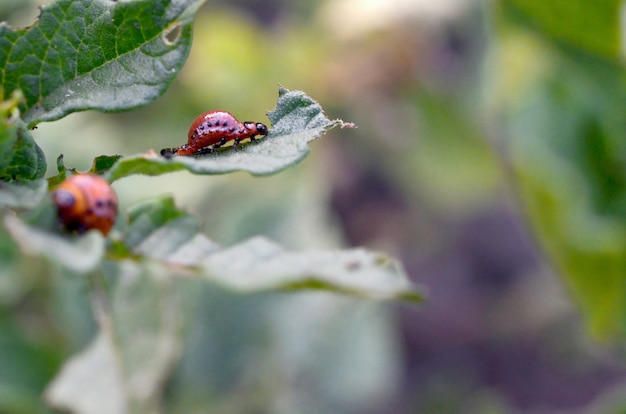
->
[0,0,625,413]
[0,0,421,412]
[501,0,622,61]
[499,0,626,342]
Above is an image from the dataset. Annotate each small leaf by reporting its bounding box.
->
[103,86,355,181]
[47,154,70,188]
[124,196,221,263]
[0,0,206,126]
[0,124,48,181]
[0,90,23,171]
[0,91,47,181]
[125,196,195,251]
[90,155,123,175]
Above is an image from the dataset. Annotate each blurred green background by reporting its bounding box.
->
[1,0,625,412]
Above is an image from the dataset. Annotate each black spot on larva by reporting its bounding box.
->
[229,127,235,132]
[207,122,212,127]
[95,199,105,208]
[223,121,228,126]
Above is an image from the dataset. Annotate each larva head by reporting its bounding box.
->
[243,121,268,137]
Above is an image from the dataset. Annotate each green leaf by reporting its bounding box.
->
[266,85,341,133]
[45,333,128,414]
[124,196,211,258]
[105,263,181,409]
[125,196,423,303]
[45,262,183,413]
[89,155,123,176]
[103,86,355,181]
[0,90,22,171]
[0,0,205,126]
[0,90,47,181]
[46,154,70,188]
[200,237,423,302]
[0,124,47,181]
[507,55,626,341]
[47,154,124,189]
[0,179,47,209]
[2,193,422,303]
[500,0,623,62]
[3,215,105,273]
[0,319,58,414]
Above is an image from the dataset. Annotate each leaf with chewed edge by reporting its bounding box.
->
[3,193,423,303]
[201,237,423,303]
[124,196,424,303]
[102,86,355,182]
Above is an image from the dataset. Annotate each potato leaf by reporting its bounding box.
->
[103,86,356,181]
[0,0,205,126]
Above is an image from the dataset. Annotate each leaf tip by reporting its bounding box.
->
[331,119,357,129]
[277,84,289,97]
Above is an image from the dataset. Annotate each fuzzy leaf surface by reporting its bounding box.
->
[103,86,355,182]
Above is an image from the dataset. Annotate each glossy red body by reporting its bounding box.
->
[161,110,268,157]
[52,174,118,236]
